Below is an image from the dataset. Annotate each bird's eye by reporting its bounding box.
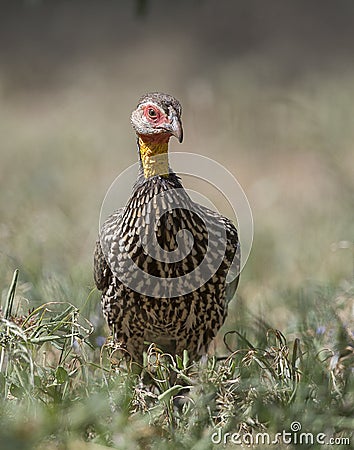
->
[148,108,158,118]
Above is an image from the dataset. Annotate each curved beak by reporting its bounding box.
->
[170,113,183,143]
[160,108,183,143]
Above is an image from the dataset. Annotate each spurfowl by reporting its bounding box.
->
[94,92,240,363]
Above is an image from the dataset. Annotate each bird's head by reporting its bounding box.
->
[131,93,183,179]
[131,92,183,144]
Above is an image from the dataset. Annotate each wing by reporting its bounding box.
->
[93,208,124,291]
[93,238,112,291]
[196,204,241,304]
[225,243,240,303]
[223,218,241,304]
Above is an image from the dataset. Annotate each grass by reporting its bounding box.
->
[0,270,352,449]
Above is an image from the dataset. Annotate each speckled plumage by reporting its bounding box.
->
[94,93,240,362]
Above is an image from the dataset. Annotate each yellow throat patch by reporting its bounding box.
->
[139,137,169,178]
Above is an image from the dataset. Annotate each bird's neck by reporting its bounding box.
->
[138,135,170,179]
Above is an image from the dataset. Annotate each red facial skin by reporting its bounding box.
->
[142,105,171,143]
[144,104,169,126]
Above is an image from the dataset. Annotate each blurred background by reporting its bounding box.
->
[0,0,353,336]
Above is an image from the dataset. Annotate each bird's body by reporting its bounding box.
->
[94,93,240,362]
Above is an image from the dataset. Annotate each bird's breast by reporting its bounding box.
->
[101,178,233,298]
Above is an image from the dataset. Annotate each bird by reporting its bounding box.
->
[94,92,240,364]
